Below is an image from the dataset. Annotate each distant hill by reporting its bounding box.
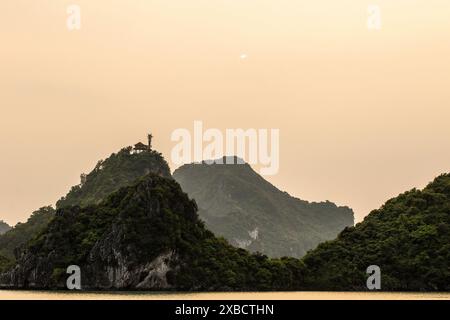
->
[173,160,354,258]
[1,142,448,291]
[1,174,305,290]
[0,147,171,262]
[301,173,450,291]
[0,207,54,260]
[0,221,11,235]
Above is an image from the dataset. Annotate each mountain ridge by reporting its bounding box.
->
[301,173,450,291]
[0,174,305,290]
[174,161,354,258]
[2,171,448,291]
[1,143,447,291]
[0,146,171,263]
[0,207,54,261]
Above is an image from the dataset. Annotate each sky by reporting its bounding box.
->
[1,0,450,225]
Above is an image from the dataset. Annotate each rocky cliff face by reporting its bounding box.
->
[0,174,306,291]
[0,176,182,290]
[0,147,171,265]
[0,242,178,290]
[174,161,354,258]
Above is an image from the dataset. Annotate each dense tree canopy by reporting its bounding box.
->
[174,161,353,258]
[1,144,448,291]
[56,147,171,209]
[10,174,306,290]
[301,174,450,291]
[0,206,54,260]
[0,147,171,264]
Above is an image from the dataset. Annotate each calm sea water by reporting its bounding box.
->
[0,291,449,300]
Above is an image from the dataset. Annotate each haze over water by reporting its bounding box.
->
[0,291,449,300]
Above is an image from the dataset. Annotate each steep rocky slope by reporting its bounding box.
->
[0,207,54,260]
[0,147,171,262]
[174,161,354,258]
[0,174,305,290]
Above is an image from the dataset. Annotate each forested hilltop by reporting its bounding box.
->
[1,171,449,291]
[174,160,354,258]
[1,146,353,263]
[56,147,171,208]
[1,174,305,290]
[0,147,171,264]
[0,207,54,261]
[301,174,450,291]
[0,144,448,291]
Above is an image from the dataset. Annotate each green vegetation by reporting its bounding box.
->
[0,206,54,260]
[16,174,306,290]
[0,255,12,273]
[56,147,171,209]
[0,147,171,266]
[1,144,448,291]
[301,174,450,291]
[174,161,354,258]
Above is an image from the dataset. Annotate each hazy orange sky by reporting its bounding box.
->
[1,1,450,225]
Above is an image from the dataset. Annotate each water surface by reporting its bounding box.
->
[0,291,448,300]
